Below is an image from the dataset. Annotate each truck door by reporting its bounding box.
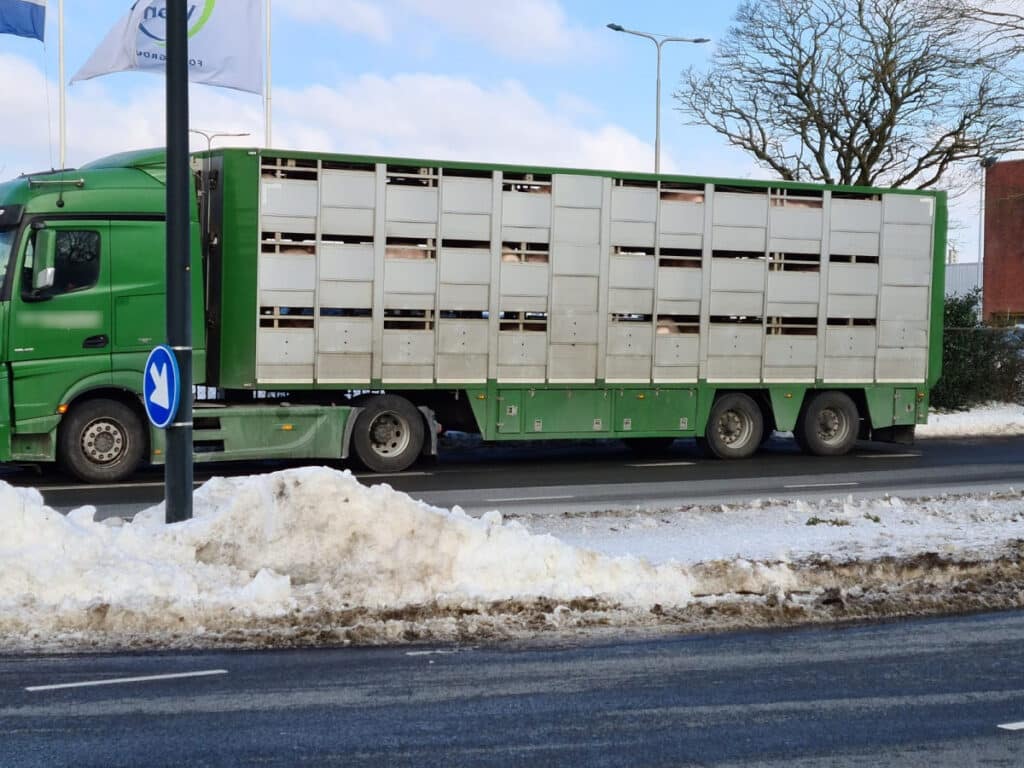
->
[8,221,112,427]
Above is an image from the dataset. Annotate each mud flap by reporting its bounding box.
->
[418,405,439,457]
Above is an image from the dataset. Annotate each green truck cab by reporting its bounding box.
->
[0,147,946,482]
[0,150,202,480]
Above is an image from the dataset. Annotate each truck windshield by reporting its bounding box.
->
[0,229,13,290]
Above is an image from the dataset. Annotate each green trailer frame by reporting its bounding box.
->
[0,146,945,480]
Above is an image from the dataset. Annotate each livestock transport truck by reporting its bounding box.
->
[0,147,946,482]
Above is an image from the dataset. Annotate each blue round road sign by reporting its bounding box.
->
[144,345,181,429]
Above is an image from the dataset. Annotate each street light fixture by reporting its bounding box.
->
[188,128,251,153]
[188,129,251,253]
[607,23,710,174]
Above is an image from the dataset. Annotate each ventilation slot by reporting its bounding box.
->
[500,311,547,332]
[383,309,434,330]
[260,306,314,329]
[502,172,551,194]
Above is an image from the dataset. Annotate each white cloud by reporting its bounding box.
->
[270,73,656,171]
[397,0,598,61]
[0,54,262,175]
[278,0,393,43]
[0,54,657,177]
[280,0,598,62]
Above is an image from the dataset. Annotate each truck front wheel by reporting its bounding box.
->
[704,393,764,459]
[351,395,425,473]
[58,398,146,483]
[797,391,859,456]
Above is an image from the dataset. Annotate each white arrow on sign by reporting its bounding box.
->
[149,361,170,409]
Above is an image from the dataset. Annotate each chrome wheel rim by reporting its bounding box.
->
[717,408,753,448]
[816,406,850,446]
[367,411,410,458]
[81,418,127,465]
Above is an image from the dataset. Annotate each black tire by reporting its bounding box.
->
[624,437,675,456]
[58,398,146,483]
[704,393,764,460]
[351,395,425,473]
[797,391,859,456]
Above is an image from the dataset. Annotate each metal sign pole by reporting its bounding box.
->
[165,0,194,523]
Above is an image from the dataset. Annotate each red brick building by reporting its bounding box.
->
[983,159,1024,324]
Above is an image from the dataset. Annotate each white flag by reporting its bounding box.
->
[72,0,263,94]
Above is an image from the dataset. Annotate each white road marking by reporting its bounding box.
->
[26,669,228,692]
[783,481,860,489]
[997,721,1024,731]
[41,480,197,491]
[41,471,432,491]
[856,453,921,459]
[485,494,575,503]
[626,461,697,468]
[354,471,431,479]
[405,649,472,657]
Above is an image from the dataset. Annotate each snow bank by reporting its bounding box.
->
[2,467,1023,651]
[0,468,692,645]
[530,493,1024,566]
[919,402,1024,437]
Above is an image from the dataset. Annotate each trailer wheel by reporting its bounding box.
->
[797,391,858,456]
[58,398,146,483]
[352,395,425,473]
[704,393,763,459]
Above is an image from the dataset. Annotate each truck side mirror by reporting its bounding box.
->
[32,229,56,291]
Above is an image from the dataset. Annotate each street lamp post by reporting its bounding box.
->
[188,128,251,153]
[607,23,709,174]
[187,129,251,238]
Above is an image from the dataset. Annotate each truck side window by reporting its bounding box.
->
[53,230,100,294]
[21,229,101,299]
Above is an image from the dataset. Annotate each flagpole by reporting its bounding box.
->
[264,0,272,147]
[58,0,66,168]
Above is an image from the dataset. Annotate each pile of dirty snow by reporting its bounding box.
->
[2,467,1023,651]
[0,468,691,649]
[920,402,1024,437]
[527,493,1024,565]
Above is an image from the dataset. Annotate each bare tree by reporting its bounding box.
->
[674,0,1024,189]
[961,1,1024,51]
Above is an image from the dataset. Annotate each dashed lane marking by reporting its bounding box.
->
[626,461,698,468]
[485,494,575,503]
[783,481,860,489]
[38,472,433,491]
[856,453,921,459]
[26,669,228,692]
[354,471,432,479]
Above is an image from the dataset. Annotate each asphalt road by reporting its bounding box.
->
[3,610,1024,767]
[7,433,1024,518]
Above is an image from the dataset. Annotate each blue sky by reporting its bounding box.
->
[0,1,743,171]
[0,0,981,257]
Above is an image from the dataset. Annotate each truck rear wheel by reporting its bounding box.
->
[351,395,424,473]
[58,398,146,483]
[704,393,763,459]
[797,391,858,456]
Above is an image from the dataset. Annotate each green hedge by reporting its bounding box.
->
[931,290,1024,409]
